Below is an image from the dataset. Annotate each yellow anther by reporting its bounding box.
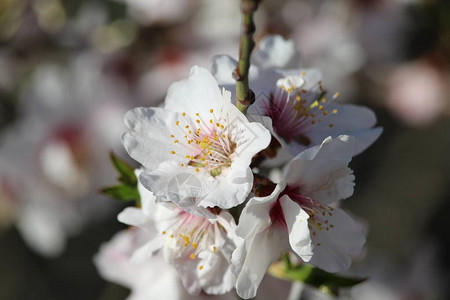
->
[199,265,203,270]
[213,246,216,253]
[332,109,338,114]
[319,105,324,110]
[170,234,174,238]
[216,123,220,127]
[190,253,196,259]
[196,120,200,124]
[185,125,189,129]
[192,242,197,249]
[209,119,213,124]
[176,121,180,126]
[174,140,179,143]
[333,92,340,98]
[220,125,224,129]
[162,231,166,235]
[209,109,214,113]
[311,121,316,125]
[328,124,334,128]
[196,113,199,116]
[170,151,175,154]
[323,111,328,116]
[195,168,200,173]
[182,112,186,117]
[170,134,174,138]
[301,71,306,76]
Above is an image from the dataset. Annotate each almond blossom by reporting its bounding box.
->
[122,66,271,218]
[212,35,382,159]
[94,229,237,300]
[232,136,365,299]
[116,169,240,296]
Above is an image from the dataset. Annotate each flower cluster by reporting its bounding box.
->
[99,35,381,299]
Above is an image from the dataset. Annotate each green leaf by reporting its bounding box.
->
[269,258,366,297]
[109,152,137,186]
[100,184,140,202]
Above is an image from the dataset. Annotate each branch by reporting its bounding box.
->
[234,0,260,115]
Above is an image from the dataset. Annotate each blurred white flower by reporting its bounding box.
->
[123,67,270,218]
[118,0,192,25]
[386,61,446,127]
[232,136,365,299]
[0,52,131,256]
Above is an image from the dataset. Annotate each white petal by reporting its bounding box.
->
[117,207,147,227]
[279,195,313,262]
[138,164,217,220]
[236,181,286,239]
[284,136,355,204]
[164,66,223,118]
[251,35,301,69]
[308,207,365,273]
[122,107,189,170]
[307,104,382,156]
[135,168,158,217]
[233,222,289,299]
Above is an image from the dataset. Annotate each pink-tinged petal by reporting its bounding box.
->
[279,195,313,262]
[122,107,190,170]
[251,35,301,69]
[236,181,286,239]
[308,207,365,273]
[164,66,223,118]
[284,136,355,204]
[233,222,289,299]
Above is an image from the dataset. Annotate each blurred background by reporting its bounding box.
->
[1,0,449,299]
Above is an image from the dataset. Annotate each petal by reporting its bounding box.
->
[251,35,301,69]
[117,207,147,227]
[211,55,237,85]
[122,107,190,170]
[164,66,223,118]
[308,207,365,273]
[135,168,158,217]
[236,181,286,239]
[307,104,382,155]
[138,163,217,220]
[284,136,355,204]
[233,222,289,299]
[279,195,313,262]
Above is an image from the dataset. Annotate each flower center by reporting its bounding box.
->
[264,75,340,145]
[161,211,220,269]
[270,186,336,247]
[169,109,236,177]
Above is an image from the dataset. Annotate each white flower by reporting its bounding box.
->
[232,136,365,299]
[123,66,271,218]
[117,170,240,296]
[212,35,382,159]
[94,229,238,300]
